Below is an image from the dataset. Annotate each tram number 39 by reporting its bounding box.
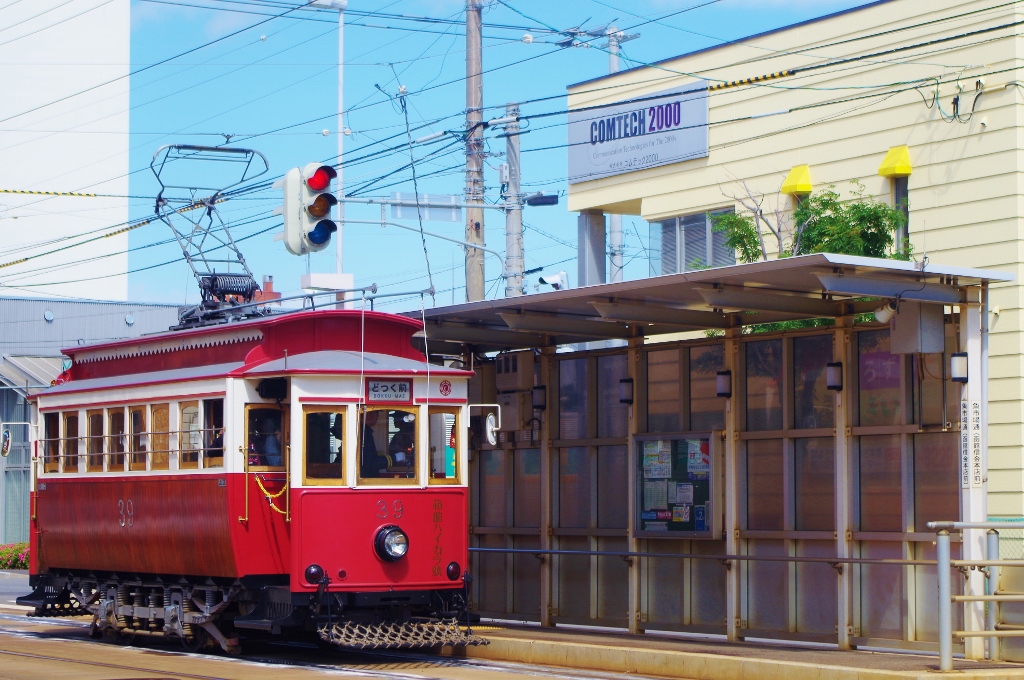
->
[376,500,404,520]
[117,499,135,528]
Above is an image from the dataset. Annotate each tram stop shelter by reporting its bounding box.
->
[413,253,1016,660]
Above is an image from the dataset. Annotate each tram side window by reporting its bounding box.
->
[428,408,458,482]
[42,413,58,474]
[86,410,104,472]
[62,412,79,473]
[304,410,344,483]
[359,409,416,481]
[203,398,224,468]
[151,404,170,471]
[246,406,286,469]
[108,410,126,472]
[129,407,147,472]
[180,402,200,470]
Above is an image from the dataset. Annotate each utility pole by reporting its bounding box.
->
[503,103,523,297]
[464,0,485,301]
[605,25,638,284]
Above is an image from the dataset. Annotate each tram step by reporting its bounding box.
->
[233,586,304,633]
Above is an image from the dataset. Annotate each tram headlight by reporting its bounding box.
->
[374,526,409,562]
[304,563,325,584]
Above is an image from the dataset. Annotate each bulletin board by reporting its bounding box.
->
[635,433,723,539]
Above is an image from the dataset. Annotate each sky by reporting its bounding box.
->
[121,0,873,311]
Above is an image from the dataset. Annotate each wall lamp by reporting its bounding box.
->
[532,385,547,410]
[951,353,969,383]
[716,370,732,399]
[619,378,634,405]
[826,362,843,391]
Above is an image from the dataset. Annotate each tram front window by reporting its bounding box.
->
[359,409,416,480]
[305,410,344,483]
[246,407,286,469]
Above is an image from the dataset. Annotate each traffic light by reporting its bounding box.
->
[274,163,338,255]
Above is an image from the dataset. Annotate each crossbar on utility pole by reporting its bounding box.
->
[504,103,523,297]
[464,0,485,301]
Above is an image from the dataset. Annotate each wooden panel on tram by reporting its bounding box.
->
[35,476,237,577]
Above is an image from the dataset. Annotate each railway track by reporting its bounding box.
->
[0,612,665,680]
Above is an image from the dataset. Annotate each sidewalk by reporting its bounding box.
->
[444,623,1024,680]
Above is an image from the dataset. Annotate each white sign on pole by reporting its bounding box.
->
[390,193,462,222]
[567,83,709,184]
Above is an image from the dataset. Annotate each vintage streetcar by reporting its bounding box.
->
[18,308,483,653]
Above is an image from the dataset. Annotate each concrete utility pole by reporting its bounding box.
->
[503,103,523,297]
[606,25,637,284]
[464,0,485,301]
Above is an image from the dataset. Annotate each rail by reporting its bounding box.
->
[39,428,224,474]
[927,521,1024,671]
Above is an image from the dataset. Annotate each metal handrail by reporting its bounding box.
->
[38,428,225,473]
[468,546,936,567]
[927,521,1024,670]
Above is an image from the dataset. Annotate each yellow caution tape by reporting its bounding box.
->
[0,188,97,197]
[709,70,795,91]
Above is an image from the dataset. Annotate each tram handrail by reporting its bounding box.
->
[467,546,936,567]
[926,521,1024,671]
[39,427,224,473]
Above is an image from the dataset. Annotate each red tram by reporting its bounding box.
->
[18,309,481,653]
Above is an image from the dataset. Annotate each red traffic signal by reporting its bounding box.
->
[305,165,337,192]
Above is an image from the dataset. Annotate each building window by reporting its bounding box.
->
[893,176,909,245]
[649,209,736,275]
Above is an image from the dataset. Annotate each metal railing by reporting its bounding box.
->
[927,521,1024,671]
[468,546,936,568]
[38,428,224,473]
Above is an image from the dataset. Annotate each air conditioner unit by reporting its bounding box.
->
[495,350,534,393]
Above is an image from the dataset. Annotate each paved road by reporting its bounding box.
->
[0,577,665,680]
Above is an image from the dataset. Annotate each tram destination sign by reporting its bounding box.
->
[567,82,709,184]
[366,378,413,405]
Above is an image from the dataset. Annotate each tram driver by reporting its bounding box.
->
[360,409,416,479]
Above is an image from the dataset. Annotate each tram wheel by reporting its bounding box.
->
[181,629,208,653]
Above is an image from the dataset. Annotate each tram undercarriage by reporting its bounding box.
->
[18,572,485,653]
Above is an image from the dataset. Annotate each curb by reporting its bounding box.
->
[445,634,1024,680]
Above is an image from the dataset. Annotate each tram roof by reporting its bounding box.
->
[410,253,1013,351]
[39,350,469,400]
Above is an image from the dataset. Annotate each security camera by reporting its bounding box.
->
[538,271,568,290]
[874,300,898,324]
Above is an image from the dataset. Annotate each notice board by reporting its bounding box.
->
[635,433,723,539]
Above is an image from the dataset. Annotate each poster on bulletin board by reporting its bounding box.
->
[635,434,722,538]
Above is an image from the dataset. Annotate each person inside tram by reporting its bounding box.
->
[388,415,416,475]
[360,410,388,478]
[263,420,282,467]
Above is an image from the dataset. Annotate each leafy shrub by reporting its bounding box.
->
[0,543,29,570]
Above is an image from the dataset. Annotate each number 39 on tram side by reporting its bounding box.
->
[18,309,484,653]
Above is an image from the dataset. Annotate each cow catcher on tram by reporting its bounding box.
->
[18,310,483,653]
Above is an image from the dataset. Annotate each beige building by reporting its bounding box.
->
[567,0,1024,517]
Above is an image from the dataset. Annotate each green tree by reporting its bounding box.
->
[711,180,910,262]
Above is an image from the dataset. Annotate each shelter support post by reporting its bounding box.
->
[938,530,953,671]
[577,211,606,288]
[627,336,643,634]
[834,317,853,649]
[539,346,555,627]
[724,328,740,641]
[960,294,987,659]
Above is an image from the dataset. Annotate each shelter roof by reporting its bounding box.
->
[410,254,1012,351]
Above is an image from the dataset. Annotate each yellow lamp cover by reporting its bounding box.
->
[878,145,912,178]
[781,164,813,195]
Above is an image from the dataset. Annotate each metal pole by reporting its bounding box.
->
[607,27,623,283]
[464,0,485,301]
[336,3,345,277]
[987,529,1000,660]
[938,529,953,672]
[504,104,523,297]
